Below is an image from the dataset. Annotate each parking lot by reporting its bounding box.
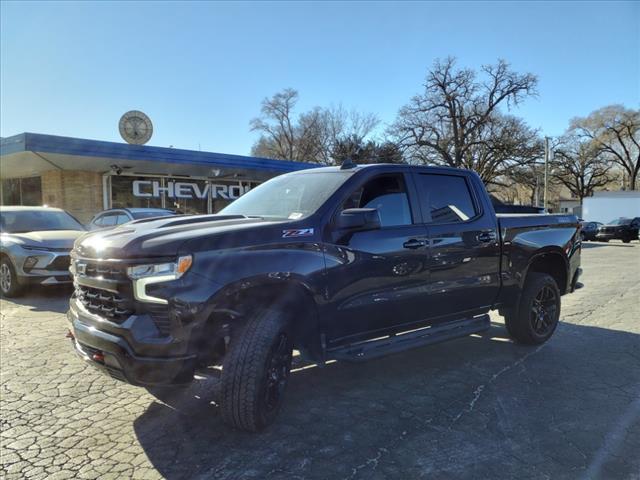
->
[1,242,639,480]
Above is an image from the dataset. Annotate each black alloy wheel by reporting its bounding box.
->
[264,333,293,413]
[530,285,558,336]
[504,272,561,345]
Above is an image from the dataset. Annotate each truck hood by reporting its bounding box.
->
[73,214,285,259]
[3,230,85,250]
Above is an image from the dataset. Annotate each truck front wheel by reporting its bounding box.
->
[220,308,293,431]
[504,273,561,345]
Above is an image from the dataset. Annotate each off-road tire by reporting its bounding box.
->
[0,258,23,298]
[504,273,561,345]
[220,308,293,431]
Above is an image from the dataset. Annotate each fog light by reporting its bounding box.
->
[23,256,39,271]
[92,352,105,363]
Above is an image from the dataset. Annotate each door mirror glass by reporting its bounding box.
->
[335,208,381,232]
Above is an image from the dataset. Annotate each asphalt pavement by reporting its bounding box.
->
[1,241,639,479]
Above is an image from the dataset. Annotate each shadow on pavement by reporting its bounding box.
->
[134,321,640,479]
[1,285,73,314]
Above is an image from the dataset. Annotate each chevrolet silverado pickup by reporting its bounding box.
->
[67,164,582,431]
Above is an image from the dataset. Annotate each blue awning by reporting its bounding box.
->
[0,133,318,180]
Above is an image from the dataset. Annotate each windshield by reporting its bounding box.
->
[220,172,348,219]
[0,210,85,233]
[131,210,175,219]
[607,218,631,225]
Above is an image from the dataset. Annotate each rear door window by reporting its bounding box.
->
[414,174,477,224]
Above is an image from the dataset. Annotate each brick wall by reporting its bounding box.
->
[41,170,103,223]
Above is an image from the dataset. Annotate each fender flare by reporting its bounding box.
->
[520,247,570,292]
[204,274,324,362]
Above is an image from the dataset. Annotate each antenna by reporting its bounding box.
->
[340,157,357,170]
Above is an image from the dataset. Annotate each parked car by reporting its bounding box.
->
[67,164,581,431]
[88,208,176,230]
[0,206,86,297]
[595,217,640,243]
[580,221,603,241]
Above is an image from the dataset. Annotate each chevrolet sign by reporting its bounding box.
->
[133,180,251,200]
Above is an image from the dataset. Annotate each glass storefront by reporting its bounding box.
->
[108,175,257,214]
[111,175,164,209]
[164,177,209,215]
[1,176,43,206]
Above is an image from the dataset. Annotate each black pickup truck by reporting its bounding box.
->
[67,164,581,431]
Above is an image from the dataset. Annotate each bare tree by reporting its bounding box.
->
[250,88,299,160]
[331,135,404,164]
[391,57,539,184]
[571,105,640,190]
[552,136,613,203]
[504,162,546,206]
[250,89,378,163]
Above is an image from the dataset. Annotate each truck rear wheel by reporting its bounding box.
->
[504,273,561,345]
[220,308,293,431]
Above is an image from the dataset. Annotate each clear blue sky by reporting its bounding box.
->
[1,1,638,156]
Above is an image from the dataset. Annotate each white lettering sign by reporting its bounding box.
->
[132,180,250,200]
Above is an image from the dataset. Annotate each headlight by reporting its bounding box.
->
[127,255,192,305]
[127,255,192,280]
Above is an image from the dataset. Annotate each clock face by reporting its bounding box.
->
[119,110,153,145]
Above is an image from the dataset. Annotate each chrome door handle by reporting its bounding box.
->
[403,239,426,249]
[477,231,497,243]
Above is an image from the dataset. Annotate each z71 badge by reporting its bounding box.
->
[282,228,314,238]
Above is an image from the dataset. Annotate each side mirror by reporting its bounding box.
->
[335,208,381,232]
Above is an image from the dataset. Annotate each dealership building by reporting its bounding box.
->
[0,133,315,222]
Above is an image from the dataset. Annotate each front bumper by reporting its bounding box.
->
[67,299,197,386]
[19,272,72,285]
[595,233,618,240]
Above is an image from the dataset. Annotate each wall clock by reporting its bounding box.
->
[119,110,153,145]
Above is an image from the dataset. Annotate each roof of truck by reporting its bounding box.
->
[289,163,473,175]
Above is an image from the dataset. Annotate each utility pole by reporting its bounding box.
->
[544,136,550,211]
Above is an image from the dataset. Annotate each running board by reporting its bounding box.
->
[328,315,490,362]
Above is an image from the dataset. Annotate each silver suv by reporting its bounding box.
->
[0,206,86,297]
[87,208,175,230]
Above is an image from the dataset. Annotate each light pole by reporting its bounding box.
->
[544,136,550,211]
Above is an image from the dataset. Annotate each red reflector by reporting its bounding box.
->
[92,352,105,363]
[66,330,75,339]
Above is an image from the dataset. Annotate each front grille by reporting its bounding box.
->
[47,255,70,271]
[74,259,172,337]
[83,261,128,280]
[76,285,133,321]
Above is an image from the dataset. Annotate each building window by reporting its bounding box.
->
[108,175,258,214]
[1,177,42,206]
[111,176,164,209]
[164,177,209,215]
